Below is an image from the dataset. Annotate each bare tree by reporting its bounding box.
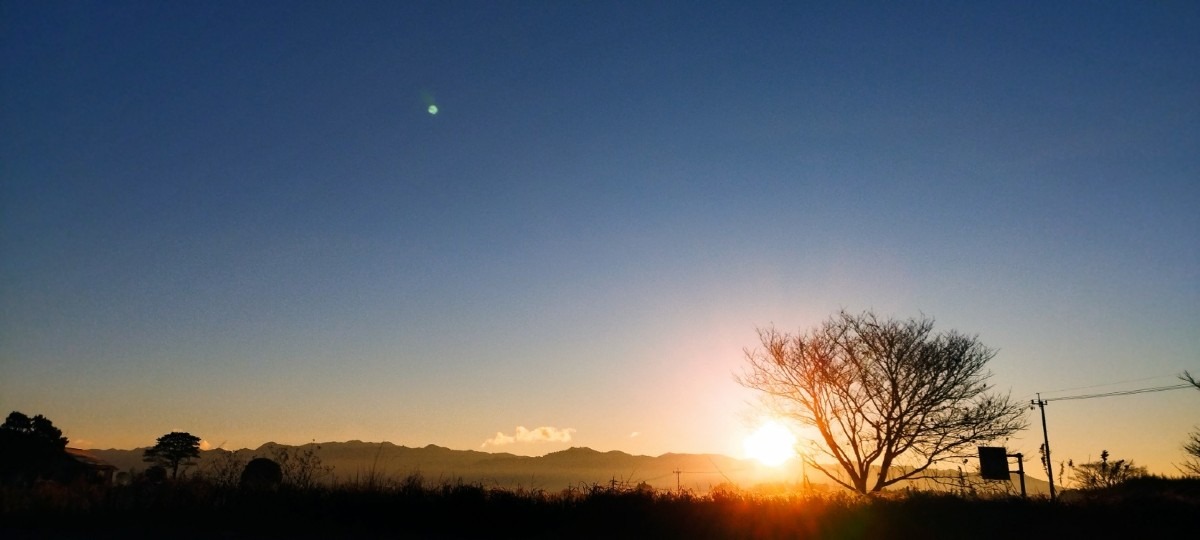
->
[1181,371,1200,476]
[267,443,333,489]
[737,311,1027,494]
[204,449,248,488]
[1182,432,1200,477]
[1182,371,1199,390]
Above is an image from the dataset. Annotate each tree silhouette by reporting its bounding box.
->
[143,432,201,480]
[0,411,70,485]
[737,311,1027,494]
[1,412,68,448]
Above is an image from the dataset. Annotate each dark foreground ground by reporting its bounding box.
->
[3,477,1196,539]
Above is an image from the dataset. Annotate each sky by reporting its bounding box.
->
[2,1,1197,478]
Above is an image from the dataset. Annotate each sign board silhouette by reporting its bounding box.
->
[978,446,1009,480]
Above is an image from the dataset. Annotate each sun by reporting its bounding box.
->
[743,420,797,467]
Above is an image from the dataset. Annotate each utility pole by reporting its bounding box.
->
[1032,394,1056,502]
[672,469,682,492]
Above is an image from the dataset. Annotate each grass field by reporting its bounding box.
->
[3,476,1196,539]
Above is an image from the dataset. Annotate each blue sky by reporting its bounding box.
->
[2,1,1197,475]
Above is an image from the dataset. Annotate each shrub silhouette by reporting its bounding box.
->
[1070,450,1147,490]
[143,465,167,484]
[240,458,282,491]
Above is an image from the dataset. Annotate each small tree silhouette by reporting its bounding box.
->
[143,432,201,480]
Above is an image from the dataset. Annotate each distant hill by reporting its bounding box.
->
[87,442,1048,494]
[90,442,766,491]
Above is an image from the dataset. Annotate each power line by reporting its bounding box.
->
[1042,383,1192,402]
[1018,373,1187,401]
[1037,373,1183,397]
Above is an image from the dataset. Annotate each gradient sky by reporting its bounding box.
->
[2,1,1197,477]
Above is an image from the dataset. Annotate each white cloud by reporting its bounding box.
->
[629,432,640,438]
[481,432,515,447]
[199,439,213,451]
[481,426,576,448]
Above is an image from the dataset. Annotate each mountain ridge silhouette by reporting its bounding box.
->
[84,441,1048,494]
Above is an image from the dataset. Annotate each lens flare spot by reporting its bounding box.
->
[428,105,438,115]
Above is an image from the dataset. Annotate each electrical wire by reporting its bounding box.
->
[1036,373,1184,397]
[1041,383,1193,402]
[1018,373,1187,401]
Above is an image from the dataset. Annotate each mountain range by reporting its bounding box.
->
[84,441,1049,495]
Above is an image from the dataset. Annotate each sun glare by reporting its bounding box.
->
[743,420,797,467]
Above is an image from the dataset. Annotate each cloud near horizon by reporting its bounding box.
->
[481,426,576,448]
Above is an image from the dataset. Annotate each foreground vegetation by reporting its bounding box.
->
[3,475,1196,539]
